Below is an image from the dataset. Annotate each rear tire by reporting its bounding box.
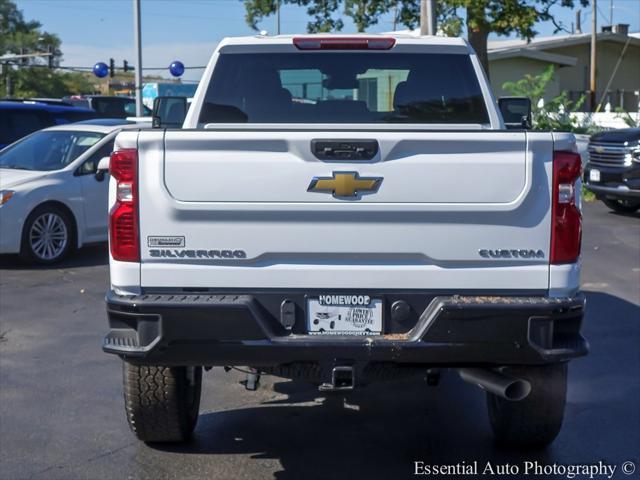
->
[486,363,567,448]
[602,198,640,213]
[122,363,202,443]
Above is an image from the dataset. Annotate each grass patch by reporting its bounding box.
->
[582,186,596,202]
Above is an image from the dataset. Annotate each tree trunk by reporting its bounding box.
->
[466,6,491,80]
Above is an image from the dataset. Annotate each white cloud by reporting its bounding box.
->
[61,42,218,82]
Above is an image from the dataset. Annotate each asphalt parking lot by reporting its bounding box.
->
[0,200,638,480]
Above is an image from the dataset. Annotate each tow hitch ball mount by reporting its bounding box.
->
[319,366,355,392]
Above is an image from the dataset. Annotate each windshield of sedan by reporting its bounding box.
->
[0,130,105,171]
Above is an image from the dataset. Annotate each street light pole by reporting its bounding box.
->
[133,0,143,117]
[420,0,437,35]
[590,0,597,111]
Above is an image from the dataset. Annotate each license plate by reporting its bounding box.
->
[307,295,383,335]
[590,169,600,182]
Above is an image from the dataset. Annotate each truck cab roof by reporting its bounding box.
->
[217,33,470,49]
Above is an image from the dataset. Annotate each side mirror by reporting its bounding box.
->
[95,156,110,182]
[498,97,532,130]
[152,96,187,128]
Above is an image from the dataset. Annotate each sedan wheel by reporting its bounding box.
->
[30,212,68,260]
[21,206,74,264]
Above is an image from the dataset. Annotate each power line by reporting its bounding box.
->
[140,66,206,70]
[5,63,207,73]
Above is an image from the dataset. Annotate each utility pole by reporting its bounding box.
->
[392,2,398,31]
[590,0,597,111]
[3,64,11,98]
[609,0,613,24]
[133,0,143,117]
[276,0,281,35]
[47,45,54,69]
[420,0,436,35]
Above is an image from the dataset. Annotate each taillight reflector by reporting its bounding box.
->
[110,149,136,182]
[551,151,582,264]
[293,37,395,50]
[109,149,139,262]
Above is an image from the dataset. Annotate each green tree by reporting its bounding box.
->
[8,68,95,98]
[0,0,61,66]
[242,0,589,77]
[503,65,599,134]
[1,0,95,97]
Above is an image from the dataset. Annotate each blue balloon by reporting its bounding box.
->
[93,62,109,78]
[169,61,185,77]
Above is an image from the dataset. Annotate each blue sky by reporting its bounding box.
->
[15,0,640,81]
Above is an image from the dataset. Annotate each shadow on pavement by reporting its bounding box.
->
[607,209,640,219]
[0,243,108,270]
[585,199,640,219]
[147,292,638,480]
[153,378,557,480]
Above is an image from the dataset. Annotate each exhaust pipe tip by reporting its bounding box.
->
[459,368,531,402]
[503,378,531,401]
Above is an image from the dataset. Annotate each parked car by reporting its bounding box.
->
[0,100,97,149]
[584,128,640,213]
[63,95,151,119]
[5,97,74,106]
[104,34,586,447]
[0,119,149,264]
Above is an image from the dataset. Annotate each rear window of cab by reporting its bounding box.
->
[199,52,489,124]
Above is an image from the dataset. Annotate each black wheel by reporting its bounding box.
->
[487,363,567,448]
[602,198,640,213]
[123,363,202,443]
[20,204,75,264]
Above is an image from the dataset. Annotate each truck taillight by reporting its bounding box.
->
[109,149,139,262]
[551,151,582,264]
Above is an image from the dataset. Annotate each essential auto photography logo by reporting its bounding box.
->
[413,460,636,478]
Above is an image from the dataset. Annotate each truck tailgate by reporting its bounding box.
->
[135,130,552,290]
[164,131,526,203]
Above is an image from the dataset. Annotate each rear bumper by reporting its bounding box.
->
[585,184,640,198]
[103,290,588,367]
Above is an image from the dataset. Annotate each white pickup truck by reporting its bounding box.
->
[103,34,587,447]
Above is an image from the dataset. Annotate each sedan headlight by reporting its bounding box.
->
[0,190,15,205]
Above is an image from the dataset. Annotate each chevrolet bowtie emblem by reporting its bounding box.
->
[307,172,383,198]
[594,145,605,153]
